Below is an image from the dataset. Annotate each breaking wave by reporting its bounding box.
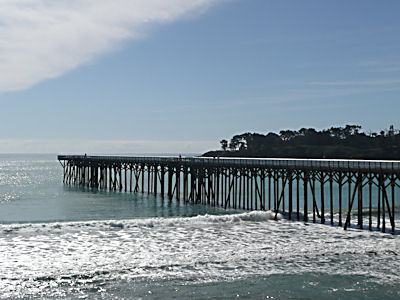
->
[0,211,282,235]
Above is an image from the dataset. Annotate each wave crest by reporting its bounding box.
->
[0,211,282,234]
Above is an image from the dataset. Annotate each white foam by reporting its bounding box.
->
[0,211,399,298]
[0,211,282,235]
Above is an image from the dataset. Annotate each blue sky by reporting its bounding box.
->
[0,0,399,154]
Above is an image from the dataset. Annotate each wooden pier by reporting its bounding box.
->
[58,155,400,233]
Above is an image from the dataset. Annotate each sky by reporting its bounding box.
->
[0,0,399,154]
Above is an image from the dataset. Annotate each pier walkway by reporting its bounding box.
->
[58,155,400,233]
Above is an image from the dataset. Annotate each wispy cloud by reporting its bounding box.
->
[309,79,400,86]
[358,57,400,74]
[228,85,400,107]
[0,0,222,93]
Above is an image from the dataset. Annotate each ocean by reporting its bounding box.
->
[0,154,399,299]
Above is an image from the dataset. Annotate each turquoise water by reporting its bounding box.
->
[0,154,399,299]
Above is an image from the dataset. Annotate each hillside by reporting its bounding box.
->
[203,125,400,160]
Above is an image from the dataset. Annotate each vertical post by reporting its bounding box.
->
[348,173,352,226]
[224,169,228,207]
[312,175,316,223]
[212,171,216,206]
[78,165,81,186]
[97,165,100,188]
[227,169,231,208]
[87,165,90,187]
[338,173,343,226]
[197,171,201,203]
[377,174,381,229]
[243,170,246,210]
[91,166,95,188]
[168,167,173,199]
[195,170,199,204]
[98,166,101,188]
[183,169,188,202]
[147,165,151,194]
[88,166,91,188]
[262,172,266,210]
[119,166,122,191]
[109,166,112,191]
[95,166,97,188]
[78,164,80,186]
[234,171,238,209]
[268,172,271,210]
[82,165,85,186]
[369,176,372,230]
[202,172,206,204]
[303,172,308,222]
[288,171,293,220]
[97,166,103,189]
[88,165,91,188]
[62,162,66,183]
[104,165,107,189]
[79,165,85,186]
[154,165,158,195]
[296,174,300,220]
[281,171,285,212]
[276,171,279,211]
[72,165,76,185]
[82,165,85,187]
[161,166,165,198]
[111,166,114,190]
[91,165,94,188]
[99,166,102,189]
[190,170,195,203]
[114,165,118,191]
[320,173,325,224]
[75,165,78,185]
[124,165,127,192]
[176,168,180,201]
[101,166,104,190]
[97,166,100,188]
[238,170,242,209]
[391,174,395,233]
[130,165,133,192]
[216,169,220,206]
[76,165,79,185]
[329,174,333,225]
[250,170,253,210]
[87,166,90,188]
[357,173,363,229]
[141,165,145,193]
[382,176,386,233]
[207,170,211,205]
[68,162,72,185]
[247,171,250,210]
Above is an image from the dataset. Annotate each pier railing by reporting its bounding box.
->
[58,155,400,172]
[58,155,400,234]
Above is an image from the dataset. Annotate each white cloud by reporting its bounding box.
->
[0,0,221,92]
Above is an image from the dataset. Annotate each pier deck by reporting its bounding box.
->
[58,155,400,233]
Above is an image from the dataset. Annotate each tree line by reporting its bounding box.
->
[203,125,400,160]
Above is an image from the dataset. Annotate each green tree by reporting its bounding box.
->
[220,139,228,151]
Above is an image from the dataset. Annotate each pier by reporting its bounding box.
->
[58,155,400,233]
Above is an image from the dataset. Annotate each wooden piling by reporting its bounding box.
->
[288,172,293,220]
[304,172,308,222]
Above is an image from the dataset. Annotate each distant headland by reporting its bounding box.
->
[203,125,400,160]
